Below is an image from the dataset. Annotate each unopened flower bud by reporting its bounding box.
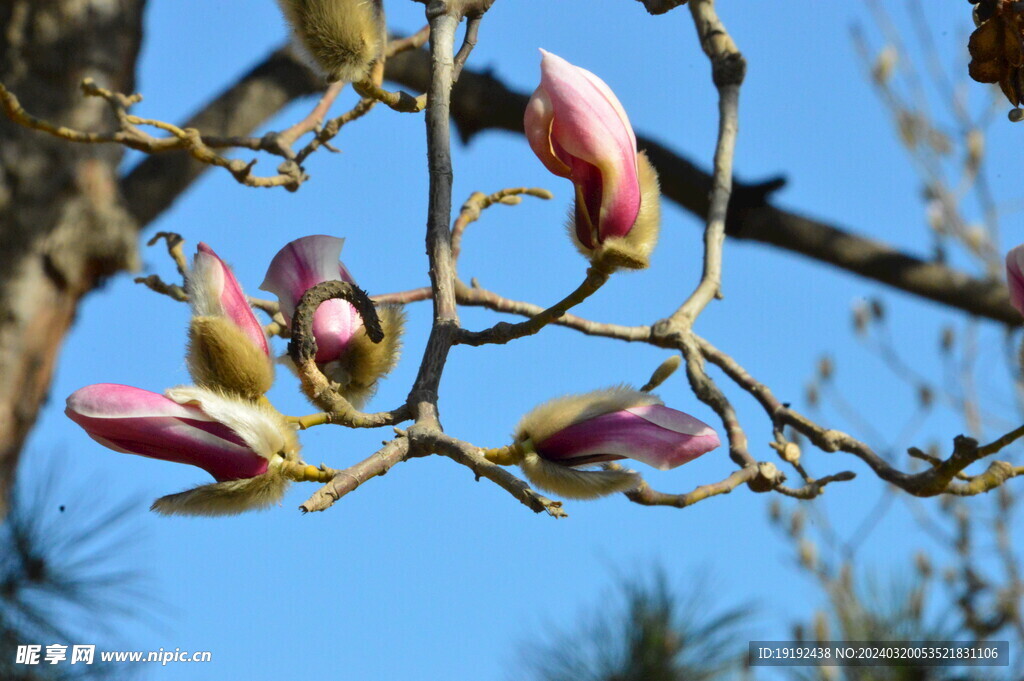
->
[940,326,955,353]
[780,441,801,465]
[813,611,830,643]
[817,356,834,381]
[852,302,869,336]
[798,539,818,570]
[641,355,681,392]
[277,0,386,83]
[513,386,719,499]
[915,551,933,578]
[65,384,299,516]
[524,50,660,271]
[187,244,274,400]
[261,235,404,408]
[966,129,984,170]
[789,509,805,538]
[872,46,897,85]
[1006,244,1024,318]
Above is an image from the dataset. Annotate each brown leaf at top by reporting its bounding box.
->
[999,72,1021,106]
[1003,15,1024,67]
[969,15,1006,69]
[968,6,1024,106]
[969,56,1004,84]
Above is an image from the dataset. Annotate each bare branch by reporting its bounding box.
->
[381,43,1019,325]
[667,0,745,329]
[299,438,411,513]
[625,464,770,508]
[120,46,322,226]
[288,281,410,428]
[406,2,464,428]
[457,266,611,346]
[776,471,858,499]
[409,427,567,517]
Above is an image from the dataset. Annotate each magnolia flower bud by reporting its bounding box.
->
[65,384,300,516]
[277,0,385,83]
[524,50,661,271]
[260,235,404,408]
[1006,244,1024,317]
[513,386,719,499]
[1007,244,1024,373]
[186,243,274,400]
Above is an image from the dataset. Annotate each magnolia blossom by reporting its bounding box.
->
[514,387,718,499]
[65,383,288,482]
[524,50,660,269]
[189,243,269,356]
[260,235,363,363]
[1007,244,1024,317]
[533,404,721,470]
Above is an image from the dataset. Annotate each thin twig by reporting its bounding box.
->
[456,265,611,346]
[665,0,745,330]
[409,427,566,517]
[452,14,481,83]
[450,187,552,261]
[626,465,761,508]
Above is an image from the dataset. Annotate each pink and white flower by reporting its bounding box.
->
[514,386,719,499]
[189,243,269,356]
[533,404,721,470]
[65,383,290,482]
[525,49,643,250]
[260,235,363,363]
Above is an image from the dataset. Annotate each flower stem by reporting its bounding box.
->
[481,439,533,465]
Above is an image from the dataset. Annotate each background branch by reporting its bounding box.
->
[380,44,1019,325]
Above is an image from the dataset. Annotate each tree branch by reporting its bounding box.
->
[299,437,410,513]
[109,39,1019,326]
[120,46,322,226]
[380,43,1019,325]
[406,4,463,429]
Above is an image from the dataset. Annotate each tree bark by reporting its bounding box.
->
[0,0,147,512]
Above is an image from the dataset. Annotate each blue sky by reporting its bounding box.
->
[19,1,1023,678]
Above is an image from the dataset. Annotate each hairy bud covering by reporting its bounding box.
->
[261,235,404,408]
[66,384,300,516]
[186,243,274,400]
[513,386,719,499]
[525,50,661,270]
[277,0,386,83]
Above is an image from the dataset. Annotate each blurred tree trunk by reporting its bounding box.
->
[0,0,146,512]
[0,1,320,514]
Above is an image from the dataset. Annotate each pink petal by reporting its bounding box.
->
[65,384,269,481]
[626,404,719,437]
[260,236,363,361]
[193,243,270,356]
[1007,245,1024,318]
[66,382,209,421]
[311,299,363,362]
[524,86,572,178]
[260,236,356,320]
[537,50,641,241]
[535,407,720,471]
